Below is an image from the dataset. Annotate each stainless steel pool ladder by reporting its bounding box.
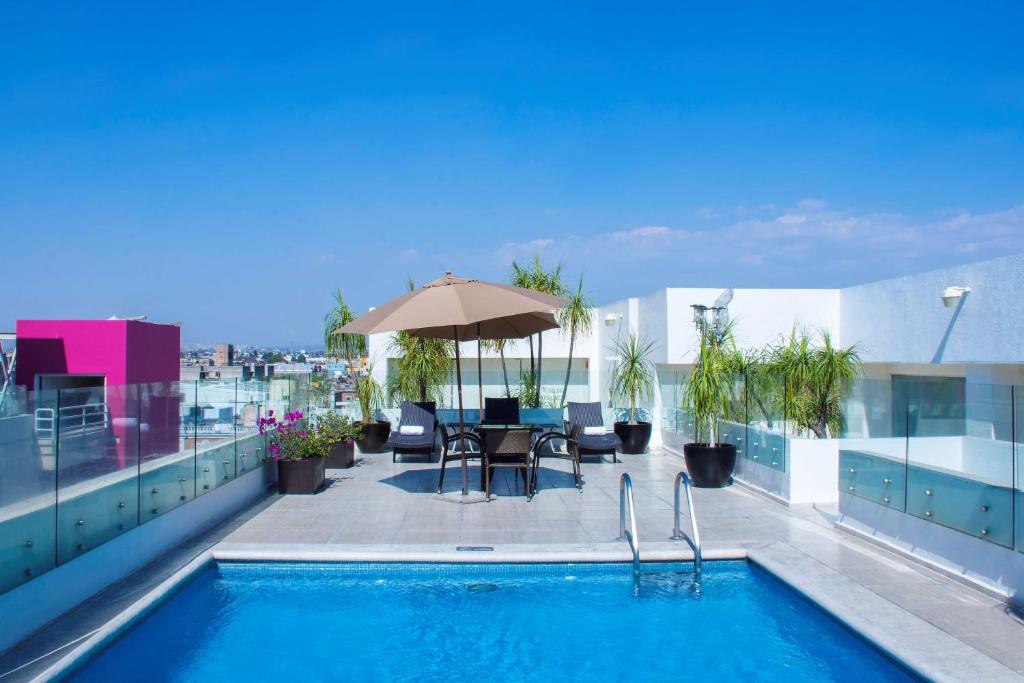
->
[618,473,640,577]
[671,471,702,581]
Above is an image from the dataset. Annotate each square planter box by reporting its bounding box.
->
[326,441,355,469]
[277,457,326,495]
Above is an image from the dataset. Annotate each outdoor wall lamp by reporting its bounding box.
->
[941,286,971,308]
[604,313,622,326]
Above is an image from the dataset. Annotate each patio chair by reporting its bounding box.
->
[437,425,483,493]
[566,401,620,463]
[482,427,533,500]
[531,423,582,494]
[482,397,520,425]
[387,401,439,463]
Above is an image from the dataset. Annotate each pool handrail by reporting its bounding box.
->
[671,471,702,580]
[618,473,640,576]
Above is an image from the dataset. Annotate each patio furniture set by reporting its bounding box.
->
[382,398,621,500]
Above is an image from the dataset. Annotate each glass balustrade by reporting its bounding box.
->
[0,374,317,598]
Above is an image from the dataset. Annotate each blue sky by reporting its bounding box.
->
[2,2,1022,345]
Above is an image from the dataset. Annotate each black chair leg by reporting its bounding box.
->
[437,457,446,494]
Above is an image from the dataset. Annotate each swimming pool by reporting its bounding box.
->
[69,561,916,682]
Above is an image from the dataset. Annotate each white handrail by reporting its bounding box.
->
[671,471,702,581]
[618,473,640,577]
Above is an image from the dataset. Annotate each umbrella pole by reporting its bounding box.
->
[477,323,483,416]
[454,326,468,496]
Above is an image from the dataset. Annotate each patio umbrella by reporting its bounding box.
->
[337,271,566,495]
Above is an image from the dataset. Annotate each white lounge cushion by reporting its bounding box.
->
[583,426,605,436]
[399,425,425,436]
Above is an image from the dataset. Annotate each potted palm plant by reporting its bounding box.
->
[317,411,362,468]
[261,411,328,494]
[354,365,389,453]
[683,320,738,487]
[610,334,656,454]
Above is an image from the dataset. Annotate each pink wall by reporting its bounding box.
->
[15,320,182,467]
[15,320,180,388]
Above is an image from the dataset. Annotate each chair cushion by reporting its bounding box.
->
[579,432,620,451]
[388,432,434,449]
[399,425,424,435]
[583,426,605,436]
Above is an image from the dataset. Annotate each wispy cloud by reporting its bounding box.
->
[438,200,1024,292]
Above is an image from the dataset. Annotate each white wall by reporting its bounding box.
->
[840,253,1024,365]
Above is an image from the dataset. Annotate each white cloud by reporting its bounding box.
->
[776,213,807,224]
[797,198,827,209]
[610,225,678,240]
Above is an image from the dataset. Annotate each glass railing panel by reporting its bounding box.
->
[1016,386,1023,553]
[839,378,906,510]
[746,375,786,472]
[307,372,335,418]
[195,379,236,494]
[139,382,196,520]
[236,380,268,469]
[288,374,310,415]
[56,384,140,565]
[907,381,1014,547]
[267,376,291,422]
[0,388,58,593]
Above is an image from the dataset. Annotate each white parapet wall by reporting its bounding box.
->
[733,438,840,506]
[0,461,276,654]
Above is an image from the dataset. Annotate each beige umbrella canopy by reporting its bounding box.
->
[337,271,566,496]
[338,272,565,339]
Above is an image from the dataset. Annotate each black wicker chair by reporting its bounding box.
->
[482,397,520,425]
[566,401,620,463]
[531,423,582,494]
[482,428,533,500]
[437,425,483,493]
[387,401,439,463]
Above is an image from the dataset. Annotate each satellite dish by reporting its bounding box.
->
[712,288,733,309]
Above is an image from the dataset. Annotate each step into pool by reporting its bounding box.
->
[69,561,917,681]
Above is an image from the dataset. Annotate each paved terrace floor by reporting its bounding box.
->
[5,448,1024,681]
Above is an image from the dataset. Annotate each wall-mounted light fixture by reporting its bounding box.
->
[604,313,622,327]
[941,286,971,308]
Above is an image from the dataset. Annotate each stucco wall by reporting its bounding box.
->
[839,253,1024,365]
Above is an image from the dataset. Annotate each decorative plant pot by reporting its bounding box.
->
[613,421,653,454]
[683,443,737,488]
[356,421,391,453]
[277,457,326,494]
[325,440,355,469]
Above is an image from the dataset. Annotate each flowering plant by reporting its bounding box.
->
[259,410,329,461]
[315,411,364,444]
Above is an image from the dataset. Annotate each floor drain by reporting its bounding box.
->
[467,583,499,593]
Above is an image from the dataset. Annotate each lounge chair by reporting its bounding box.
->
[566,401,620,463]
[481,427,533,500]
[482,397,520,425]
[387,401,439,463]
[532,423,582,494]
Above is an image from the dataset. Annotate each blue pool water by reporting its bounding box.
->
[71,561,916,682]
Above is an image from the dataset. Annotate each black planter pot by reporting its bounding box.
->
[325,441,355,469]
[683,443,738,488]
[613,421,653,455]
[277,457,326,494]
[356,421,391,453]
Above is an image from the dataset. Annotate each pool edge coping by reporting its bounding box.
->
[32,542,1019,683]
